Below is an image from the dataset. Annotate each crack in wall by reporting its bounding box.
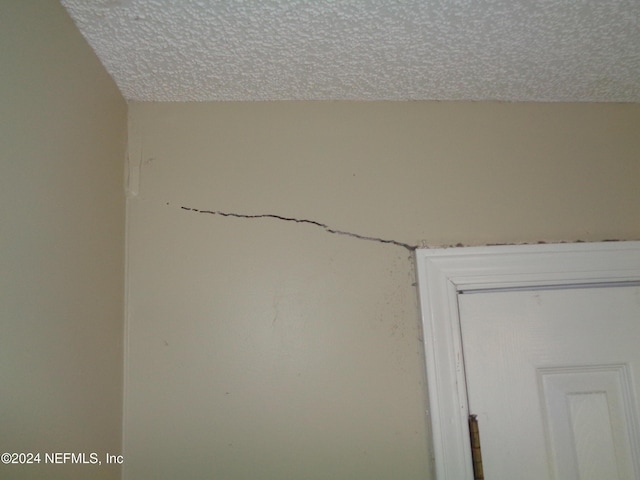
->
[180,206,418,251]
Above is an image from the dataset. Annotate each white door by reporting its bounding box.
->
[459,285,640,480]
[415,242,640,480]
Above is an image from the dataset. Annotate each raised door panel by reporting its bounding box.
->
[458,286,640,480]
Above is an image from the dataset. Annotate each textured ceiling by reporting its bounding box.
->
[60,0,640,102]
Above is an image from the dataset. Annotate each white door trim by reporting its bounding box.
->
[415,241,640,480]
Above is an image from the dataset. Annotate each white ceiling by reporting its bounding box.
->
[61,0,640,102]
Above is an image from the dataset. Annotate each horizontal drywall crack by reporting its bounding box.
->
[180,206,417,251]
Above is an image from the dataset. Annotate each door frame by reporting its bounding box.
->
[415,241,640,480]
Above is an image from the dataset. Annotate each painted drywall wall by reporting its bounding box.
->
[0,1,126,479]
[125,101,640,479]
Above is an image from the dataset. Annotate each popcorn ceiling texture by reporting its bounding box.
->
[61,0,640,102]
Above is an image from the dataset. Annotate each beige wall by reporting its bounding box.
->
[125,101,640,479]
[0,1,126,479]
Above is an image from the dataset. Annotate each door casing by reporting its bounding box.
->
[415,241,640,480]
